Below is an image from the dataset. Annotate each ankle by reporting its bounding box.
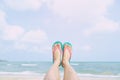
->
[62,60,70,67]
[54,60,60,66]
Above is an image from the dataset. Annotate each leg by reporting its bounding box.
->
[62,44,80,80]
[44,61,60,80]
[63,62,80,80]
[44,43,62,80]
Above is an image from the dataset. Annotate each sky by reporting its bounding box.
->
[0,0,120,62]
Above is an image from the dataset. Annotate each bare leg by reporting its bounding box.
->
[44,61,60,80]
[44,44,61,80]
[62,45,80,80]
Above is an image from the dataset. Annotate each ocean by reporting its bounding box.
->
[0,61,120,79]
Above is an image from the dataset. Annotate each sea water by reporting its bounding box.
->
[0,62,120,77]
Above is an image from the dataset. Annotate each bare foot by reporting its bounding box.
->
[62,44,72,67]
[52,44,62,66]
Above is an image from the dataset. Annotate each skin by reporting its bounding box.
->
[62,45,80,80]
[44,44,80,80]
[44,44,61,80]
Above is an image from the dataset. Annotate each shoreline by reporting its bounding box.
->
[0,73,120,80]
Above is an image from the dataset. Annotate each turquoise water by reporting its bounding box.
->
[0,62,120,76]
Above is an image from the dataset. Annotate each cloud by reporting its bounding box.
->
[14,41,50,53]
[2,25,24,40]
[0,10,24,41]
[0,10,6,22]
[0,10,48,52]
[18,30,48,52]
[21,30,47,44]
[3,0,43,11]
[83,17,119,36]
[47,0,113,21]
[47,0,119,35]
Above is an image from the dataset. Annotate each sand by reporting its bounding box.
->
[0,74,120,80]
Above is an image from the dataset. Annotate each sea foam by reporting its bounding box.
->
[21,64,37,67]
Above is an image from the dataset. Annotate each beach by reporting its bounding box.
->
[0,0,120,79]
[0,74,120,80]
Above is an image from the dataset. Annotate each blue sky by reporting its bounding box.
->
[0,0,120,62]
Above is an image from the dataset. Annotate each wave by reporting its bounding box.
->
[71,63,79,66]
[0,71,120,78]
[0,71,40,76]
[21,64,37,67]
[7,64,12,66]
[78,73,120,78]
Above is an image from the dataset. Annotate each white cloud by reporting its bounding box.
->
[47,0,113,21]
[83,17,119,36]
[0,22,47,44]
[2,25,24,40]
[12,29,48,52]
[3,0,43,11]
[47,0,119,35]
[0,10,6,22]
[0,10,48,53]
[0,10,24,41]
[13,42,50,53]
[21,30,47,44]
